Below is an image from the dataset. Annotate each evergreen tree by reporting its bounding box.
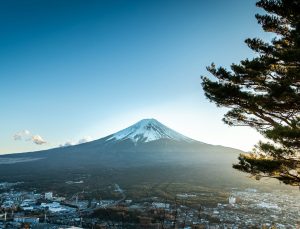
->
[201,0,300,186]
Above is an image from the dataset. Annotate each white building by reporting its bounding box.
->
[152,202,170,209]
[229,196,236,205]
[14,217,39,224]
[22,206,34,211]
[1,200,14,208]
[41,202,67,213]
[20,199,36,207]
[44,192,53,200]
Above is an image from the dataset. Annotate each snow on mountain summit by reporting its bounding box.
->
[106,119,194,143]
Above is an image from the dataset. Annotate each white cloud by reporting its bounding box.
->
[31,135,47,145]
[13,130,31,141]
[59,141,73,147]
[59,136,92,147]
[13,134,22,141]
[13,130,47,145]
[78,136,92,144]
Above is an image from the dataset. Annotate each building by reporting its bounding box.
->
[229,196,236,205]
[14,217,39,224]
[44,192,53,200]
[152,202,170,210]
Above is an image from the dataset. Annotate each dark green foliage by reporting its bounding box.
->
[201,0,300,186]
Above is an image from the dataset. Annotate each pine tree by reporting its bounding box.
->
[201,0,300,186]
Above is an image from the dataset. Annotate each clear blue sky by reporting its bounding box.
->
[0,0,272,154]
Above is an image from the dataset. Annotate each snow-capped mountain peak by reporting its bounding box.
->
[106,118,194,143]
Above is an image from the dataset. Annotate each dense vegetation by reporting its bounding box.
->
[202,0,300,186]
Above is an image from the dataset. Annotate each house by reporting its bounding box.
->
[14,216,39,224]
[44,192,53,200]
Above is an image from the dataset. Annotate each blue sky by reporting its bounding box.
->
[0,0,272,154]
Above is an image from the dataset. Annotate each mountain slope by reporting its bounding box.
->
[0,119,244,177]
[0,119,258,191]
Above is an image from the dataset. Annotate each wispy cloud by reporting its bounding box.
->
[59,141,73,147]
[78,136,92,144]
[60,136,92,147]
[13,130,47,145]
[13,130,31,141]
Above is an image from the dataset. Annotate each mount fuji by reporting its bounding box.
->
[106,119,194,144]
[0,119,244,186]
